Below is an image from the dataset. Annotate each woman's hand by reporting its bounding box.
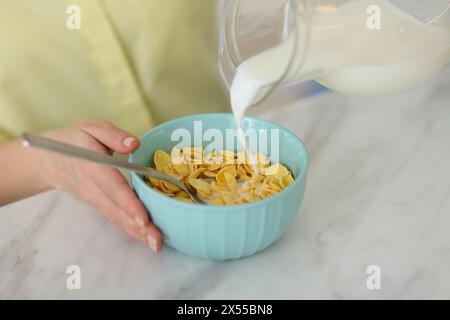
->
[38,120,163,252]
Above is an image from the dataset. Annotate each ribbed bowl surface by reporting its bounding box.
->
[130,113,308,260]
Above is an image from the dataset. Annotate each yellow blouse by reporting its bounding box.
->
[0,0,229,141]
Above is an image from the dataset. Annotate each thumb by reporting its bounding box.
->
[79,120,140,154]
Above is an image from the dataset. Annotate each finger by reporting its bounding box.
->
[85,183,154,248]
[117,209,163,253]
[79,120,140,154]
[88,189,144,243]
[98,169,151,226]
[92,168,163,248]
[139,225,164,253]
[91,170,163,252]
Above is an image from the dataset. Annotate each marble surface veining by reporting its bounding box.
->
[1,70,449,299]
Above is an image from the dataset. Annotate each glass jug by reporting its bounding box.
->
[219,0,450,105]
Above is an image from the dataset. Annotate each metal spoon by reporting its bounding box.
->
[20,133,206,205]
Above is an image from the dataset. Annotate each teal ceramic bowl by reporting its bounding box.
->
[130,113,308,260]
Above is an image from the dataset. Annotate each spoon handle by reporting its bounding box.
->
[21,133,163,179]
[21,133,206,204]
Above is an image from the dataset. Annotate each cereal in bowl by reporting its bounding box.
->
[145,148,294,205]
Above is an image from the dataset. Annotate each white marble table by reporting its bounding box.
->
[1,70,449,299]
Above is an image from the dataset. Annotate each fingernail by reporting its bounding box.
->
[147,235,158,253]
[123,136,137,148]
[134,216,145,227]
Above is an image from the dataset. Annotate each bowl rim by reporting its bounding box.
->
[129,113,308,211]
